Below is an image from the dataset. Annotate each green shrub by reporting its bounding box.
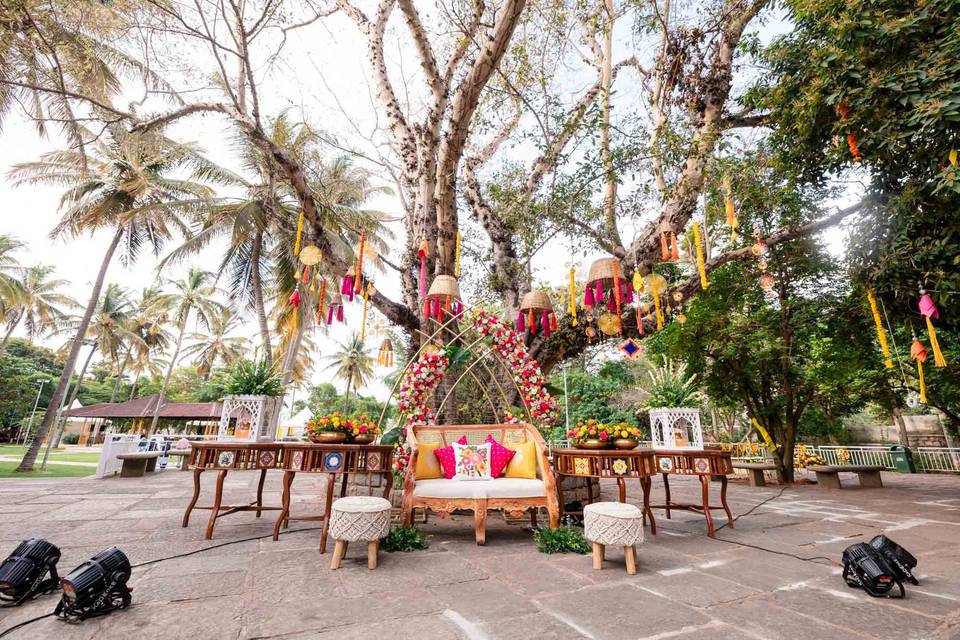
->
[533,526,590,554]
[224,359,284,397]
[381,525,430,552]
[61,433,80,445]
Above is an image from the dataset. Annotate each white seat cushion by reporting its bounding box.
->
[413,478,546,499]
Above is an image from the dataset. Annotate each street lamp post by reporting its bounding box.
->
[19,380,46,446]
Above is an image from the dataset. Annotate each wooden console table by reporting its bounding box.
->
[272,444,394,553]
[551,448,657,535]
[651,449,734,537]
[182,442,285,539]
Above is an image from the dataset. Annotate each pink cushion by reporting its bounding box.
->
[486,434,516,478]
[434,436,467,479]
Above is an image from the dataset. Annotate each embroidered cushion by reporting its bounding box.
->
[485,434,516,478]
[414,443,443,479]
[505,440,538,479]
[434,436,467,479]
[453,442,492,481]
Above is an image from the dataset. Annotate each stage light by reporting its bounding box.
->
[869,535,919,585]
[842,542,904,598]
[0,539,61,606]
[54,547,132,621]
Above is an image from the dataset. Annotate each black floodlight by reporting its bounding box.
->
[0,539,61,606]
[842,542,904,598]
[54,547,132,621]
[869,535,919,585]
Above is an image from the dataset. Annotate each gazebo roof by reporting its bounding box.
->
[63,395,222,420]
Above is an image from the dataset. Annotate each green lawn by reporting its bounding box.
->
[0,461,95,478]
[0,445,101,463]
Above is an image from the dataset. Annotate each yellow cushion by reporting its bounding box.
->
[505,441,537,479]
[415,443,442,480]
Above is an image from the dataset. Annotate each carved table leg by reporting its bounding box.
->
[663,473,672,519]
[255,468,267,518]
[720,475,734,528]
[617,477,626,503]
[319,472,337,554]
[701,475,715,537]
[182,468,202,527]
[530,509,538,527]
[205,470,227,540]
[340,471,349,498]
[273,470,294,541]
[641,477,656,535]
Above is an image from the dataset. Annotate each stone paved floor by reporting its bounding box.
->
[0,470,958,639]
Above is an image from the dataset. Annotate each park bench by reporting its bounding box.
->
[733,462,777,487]
[116,451,162,478]
[808,464,884,489]
[165,448,192,471]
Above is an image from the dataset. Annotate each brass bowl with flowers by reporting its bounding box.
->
[576,438,609,450]
[613,438,639,450]
[347,414,381,445]
[309,431,348,444]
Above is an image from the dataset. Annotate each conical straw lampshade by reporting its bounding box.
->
[586,257,623,288]
[427,275,462,300]
[520,290,553,312]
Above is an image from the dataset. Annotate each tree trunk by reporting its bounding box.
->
[0,312,21,360]
[147,314,188,437]
[50,340,97,450]
[129,372,140,401]
[17,228,122,472]
[892,405,909,446]
[250,229,272,362]
[110,346,132,403]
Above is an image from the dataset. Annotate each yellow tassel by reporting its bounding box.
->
[293,212,304,256]
[723,176,739,241]
[750,418,779,452]
[693,222,709,290]
[633,272,644,294]
[917,359,927,403]
[454,231,462,278]
[355,229,366,294]
[360,287,369,342]
[926,316,947,367]
[950,149,958,166]
[866,289,893,368]
[568,267,578,326]
[652,282,664,330]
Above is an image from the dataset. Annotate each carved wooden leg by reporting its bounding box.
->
[205,470,227,540]
[592,542,604,570]
[701,475,715,537]
[617,477,626,503]
[530,509,538,527]
[474,499,487,546]
[367,541,378,570]
[330,540,347,570]
[255,468,267,518]
[641,477,656,535]
[720,475,734,528]
[663,473,672,519]
[340,471,349,498]
[273,470,294,541]
[182,468,202,528]
[319,472,337,554]
[624,545,637,575]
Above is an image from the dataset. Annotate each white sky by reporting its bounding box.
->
[0,5,854,410]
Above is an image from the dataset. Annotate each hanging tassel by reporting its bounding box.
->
[541,309,550,338]
[919,292,947,367]
[360,287,369,341]
[912,336,928,403]
[303,266,310,283]
[288,289,301,309]
[341,269,354,296]
[317,279,327,325]
[660,231,669,260]
[594,279,603,304]
[584,284,595,308]
[606,296,616,312]
[423,299,431,317]
[569,267,578,325]
[846,133,862,162]
[355,229,366,294]
[528,308,536,334]
[550,312,557,332]
[670,232,680,261]
[326,305,334,325]
[633,272,644,294]
[294,212,304,256]
[950,149,958,166]
[866,288,893,368]
[636,305,645,335]
[917,360,927,404]
[433,297,441,320]
[624,285,633,304]
[418,239,428,299]
[652,283,664,330]
[517,311,525,332]
[723,175,739,241]
[454,231,462,278]
[693,222,709,290]
[336,303,344,323]
[444,295,451,314]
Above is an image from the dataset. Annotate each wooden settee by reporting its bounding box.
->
[401,423,560,544]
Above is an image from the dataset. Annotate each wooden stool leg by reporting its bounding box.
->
[592,542,604,570]
[625,545,637,575]
[367,541,378,570]
[330,540,347,570]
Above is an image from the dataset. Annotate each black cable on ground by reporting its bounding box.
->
[0,613,54,638]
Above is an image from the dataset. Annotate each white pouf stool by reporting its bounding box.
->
[584,502,644,575]
[328,496,392,570]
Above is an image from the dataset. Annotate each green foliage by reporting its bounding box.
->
[533,526,590,554]
[381,525,430,552]
[61,433,80,445]
[552,360,640,429]
[643,358,701,409]
[0,339,61,434]
[224,359,284,397]
[294,382,392,422]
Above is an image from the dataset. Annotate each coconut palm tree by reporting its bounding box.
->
[147,268,223,435]
[323,332,374,401]
[8,126,219,471]
[0,234,24,304]
[181,306,248,379]
[0,265,77,358]
[109,287,167,402]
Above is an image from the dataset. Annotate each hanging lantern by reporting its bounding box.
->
[425,275,463,322]
[287,289,301,309]
[585,258,632,307]
[918,289,947,367]
[377,339,394,367]
[519,290,556,338]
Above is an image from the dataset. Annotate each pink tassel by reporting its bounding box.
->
[594,280,603,304]
[433,297,441,319]
[624,282,633,304]
[288,290,301,308]
[550,313,557,331]
[419,255,427,299]
[326,306,334,325]
[517,312,526,332]
[541,309,550,337]
[336,304,344,323]
[607,296,616,312]
[584,286,595,308]
[341,275,353,295]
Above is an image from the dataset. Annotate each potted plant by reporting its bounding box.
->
[642,358,704,450]
[306,412,352,444]
[217,359,285,442]
[610,422,642,449]
[568,419,614,449]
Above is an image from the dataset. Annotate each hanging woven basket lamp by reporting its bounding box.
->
[377,338,394,367]
[424,274,464,321]
[583,257,633,313]
[517,290,557,337]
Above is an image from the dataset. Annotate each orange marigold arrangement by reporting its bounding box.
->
[306,412,381,438]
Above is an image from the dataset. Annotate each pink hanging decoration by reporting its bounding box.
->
[584,286,595,308]
[326,306,334,325]
[432,297,441,319]
[624,281,633,304]
[594,280,604,304]
[550,313,557,332]
[606,296,616,312]
[288,290,301,309]
[517,311,525,332]
[341,274,353,296]
[336,304,344,323]
[919,294,939,320]
[541,309,551,338]
[418,239,428,299]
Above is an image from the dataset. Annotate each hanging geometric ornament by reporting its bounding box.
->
[418,239,429,299]
[299,245,322,266]
[377,338,394,367]
[692,221,709,290]
[836,101,863,162]
[918,288,947,367]
[866,288,893,369]
[723,175,739,241]
[619,337,643,360]
[425,275,463,323]
[750,227,769,256]
[519,290,556,338]
[911,331,929,404]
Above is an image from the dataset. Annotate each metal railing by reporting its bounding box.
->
[916,447,960,473]
[811,445,896,469]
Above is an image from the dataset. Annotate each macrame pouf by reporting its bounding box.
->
[584,502,644,575]
[328,496,392,570]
